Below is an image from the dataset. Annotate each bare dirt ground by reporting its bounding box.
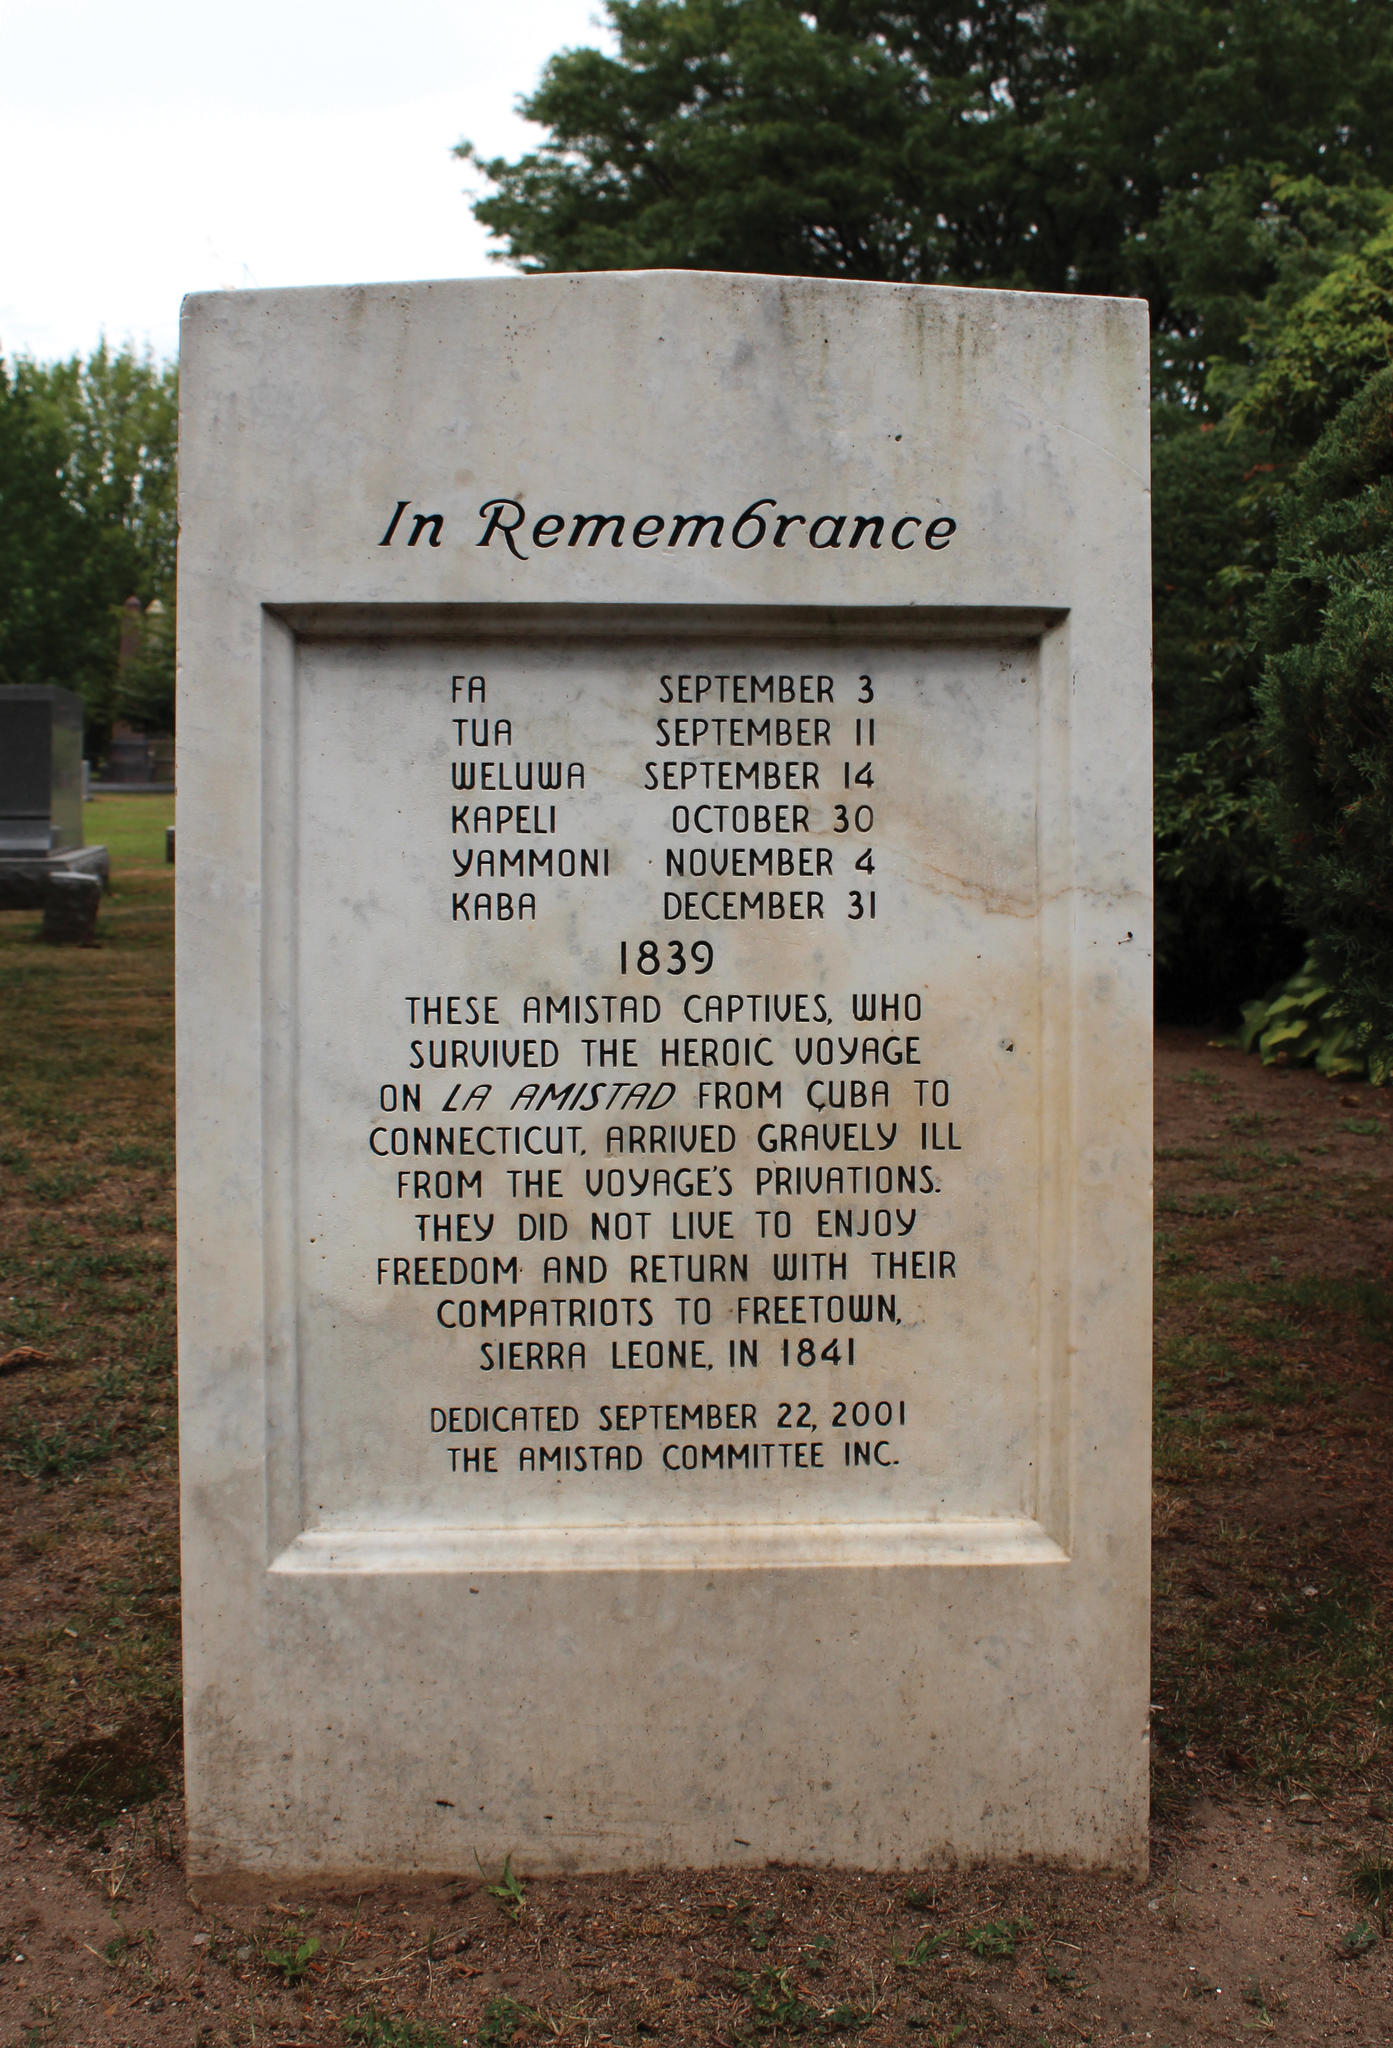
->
[0,1788,1391,2047]
[2,843,1392,2048]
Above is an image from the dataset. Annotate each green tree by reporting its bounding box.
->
[462,0,1393,364]
[1147,189,1393,1015]
[1234,218,1393,451]
[1257,367,1393,1061]
[1148,170,1393,413]
[1,343,178,758]
[0,364,116,700]
[12,341,177,600]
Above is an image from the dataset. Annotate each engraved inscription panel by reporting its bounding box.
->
[291,629,1044,1535]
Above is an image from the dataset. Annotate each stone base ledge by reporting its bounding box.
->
[0,845,110,910]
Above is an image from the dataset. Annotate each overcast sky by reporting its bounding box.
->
[0,0,613,365]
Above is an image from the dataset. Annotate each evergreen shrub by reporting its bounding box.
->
[1259,365,1393,1063]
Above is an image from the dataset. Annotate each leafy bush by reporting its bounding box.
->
[1237,217,1393,451]
[1238,954,1389,1082]
[1155,737,1297,1019]
[1151,411,1303,1020]
[1258,366,1393,1066]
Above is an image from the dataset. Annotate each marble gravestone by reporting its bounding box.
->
[177,271,1151,1890]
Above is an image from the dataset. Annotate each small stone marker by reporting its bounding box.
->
[178,273,1152,1889]
[40,871,101,946]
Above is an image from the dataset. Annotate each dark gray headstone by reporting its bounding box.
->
[1,688,105,905]
[105,727,155,784]
[0,686,83,855]
[40,871,101,945]
[0,694,55,854]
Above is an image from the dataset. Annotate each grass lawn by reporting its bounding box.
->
[0,795,178,1824]
[85,793,176,870]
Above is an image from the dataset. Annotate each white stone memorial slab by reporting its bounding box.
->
[177,271,1151,1888]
